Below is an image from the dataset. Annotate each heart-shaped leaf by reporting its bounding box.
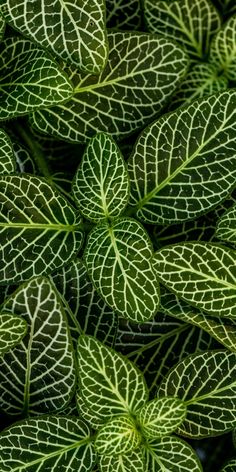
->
[216,204,236,244]
[0,129,16,174]
[95,415,141,456]
[209,15,236,81]
[98,450,145,472]
[0,312,27,356]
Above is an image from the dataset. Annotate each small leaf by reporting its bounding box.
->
[98,450,144,472]
[153,242,236,318]
[73,133,129,222]
[106,0,142,30]
[0,37,73,120]
[0,129,16,174]
[136,397,187,439]
[220,459,236,472]
[216,204,236,244]
[0,312,27,356]
[77,335,148,423]
[158,350,236,437]
[95,415,141,456]
[209,15,236,81]
[84,217,159,322]
[0,415,95,472]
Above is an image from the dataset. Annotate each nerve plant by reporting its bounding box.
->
[0,0,236,471]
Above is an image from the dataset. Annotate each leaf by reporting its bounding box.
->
[0,277,76,416]
[0,415,95,472]
[77,335,148,423]
[98,450,145,472]
[73,133,129,222]
[144,436,202,472]
[76,391,105,429]
[0,129,16,174]
[0,312,27,356]
[216,204,236,244]
[136,397,187,439]
[220,459,236,472]
[12,139,36,174]
[144,0,220,59]
[127,90,236,224]
[0,37,73,120]
[1,0,108,74]
[153,242,236,318]
[95,415,140,456]
[84,217,159,322]
[106,0,142,30]
[158,350,236,437]
[209,15,236,81]
[30,31,188,143]
[0,174,83,285]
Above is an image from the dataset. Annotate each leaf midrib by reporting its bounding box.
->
[185,379,236,405]
[0,222,77,231]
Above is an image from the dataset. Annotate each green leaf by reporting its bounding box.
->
[73,133,129,222]
[95,415,141,456]
[30,31,188,143]
[76,391,105,429]
[0,174,83,285]
[1,0,108,74]
[84,217,159,322]
[213,0,236,15]
[144,0,220,59]
[127,90,236,224]
[0,312,27,356]
[209,15,236,81]
[77,335,148,423]
[220,459,236,472]
[136,397,187,439]
[106,0,142,30]
[153,242,236,318]
[98,450,145,472]
[12,139,36,174]
[144,436,202,471]
[0,37,73,120]
[0,277,76,416]
[0,415,95,472]
[158,350,236,437]
[0,129,16,174]
[216,204,236,244]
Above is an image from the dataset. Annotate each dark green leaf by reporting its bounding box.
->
[0,129,16,174]
[0,312,27,356]
[144,436,202,471]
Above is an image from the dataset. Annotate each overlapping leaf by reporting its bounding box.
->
[158,350,236,437]
[0,174,83,284]
[73,133,129,222]
[98,450,145,472]
[84,218,159,322]
[0,313,27,356]
[0,37,73,120]
[0,277,76,416]
[76,391,106,429]
[12,139,36,174]
[209,15,236,81]
[0,416,95,472]
[106,0,142,29]
[31,31,188,143]
[153,242,236,318]
[216,204,236,244]
[220,459,236,472]
[128,90,236,224]
[1,0,108,74]
[95,415,140,456]
[0,129,16,174]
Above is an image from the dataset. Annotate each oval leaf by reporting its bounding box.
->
[0,129,16,174]
[0,312,27,356]
[99,450,144,472]
[209,15,236,81]
[216,204,236,244]
[95,415,140,456]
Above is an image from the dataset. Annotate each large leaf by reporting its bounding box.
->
[127,90,236,224]
[0,312,27,356]
[144,0,220,59]
[144,436,202,471]
[0,0,108,74]
[77,335,148,422]
[158,350,236,437]
[98,450,144,472]
[0,37,73,120]
[0,129,16,174]
[73,133,129,222]
[0,277,76,416]
[220,459,236,472]
[94,415,140,456]
[106,0,142,30]
[84,217,159,322]
[153,242,236,318]
[216,204,236,244]
[31,31,188,143]
[0,415,95,472]
[0,174,83,285]
[209,15,236,81]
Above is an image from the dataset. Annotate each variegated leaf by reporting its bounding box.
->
[144,436,202,471]
[0,129,16,174]
[98,450,145,472]
[220,459,236,472]
[209,15,236,81]
[216,204,236,244]
[95,415,141,456]
[106,0,142,30]
[0,312,27,356]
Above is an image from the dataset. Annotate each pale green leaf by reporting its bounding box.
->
[77,335,148,423]
[0,277,76,416]
[76,391,105,429]
[84,217,159,323]
[136,397,187,439]
[0,312,27,356]
[0,415,95,472]
[99,450,144,472]
[0,174,83,285]
[209,15,236,81]
[1,0,108,74]
[73,133,129,222]
[95,415,141,456]
[31,31,188,143]
[220,459,236,472]
[106,0,142,30]
[128,90,236,224]
[158,350,236,437]
[153,242,236,318]
[144,0,220,59]
[144,436,202,471]
[216,204,236,244]
[0,129,16,174]
[0,37,73,120]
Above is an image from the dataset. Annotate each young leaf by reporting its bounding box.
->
[128,90,236,224]
[136,397,187,439]
[0,37,73,120]
[0,277,76,416]
[94,415,141,456]
[220,459,236,472]
[158,350,236,437]
[144,0,220,59]
[73,133,129,222]
[209,15,236,81]
[0,312,27,356]
[0,129,16,174]
[77,335,148,422]
[84,217,159,322]
[0,415,95,472]
[31,31,188,143]
[153,242,236,318]
[106,0,142,30]
[98,450,144,472]
[216,204,236,244]
[1,0,108,74]
[76,391,105,430]
[0,174,83,285]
